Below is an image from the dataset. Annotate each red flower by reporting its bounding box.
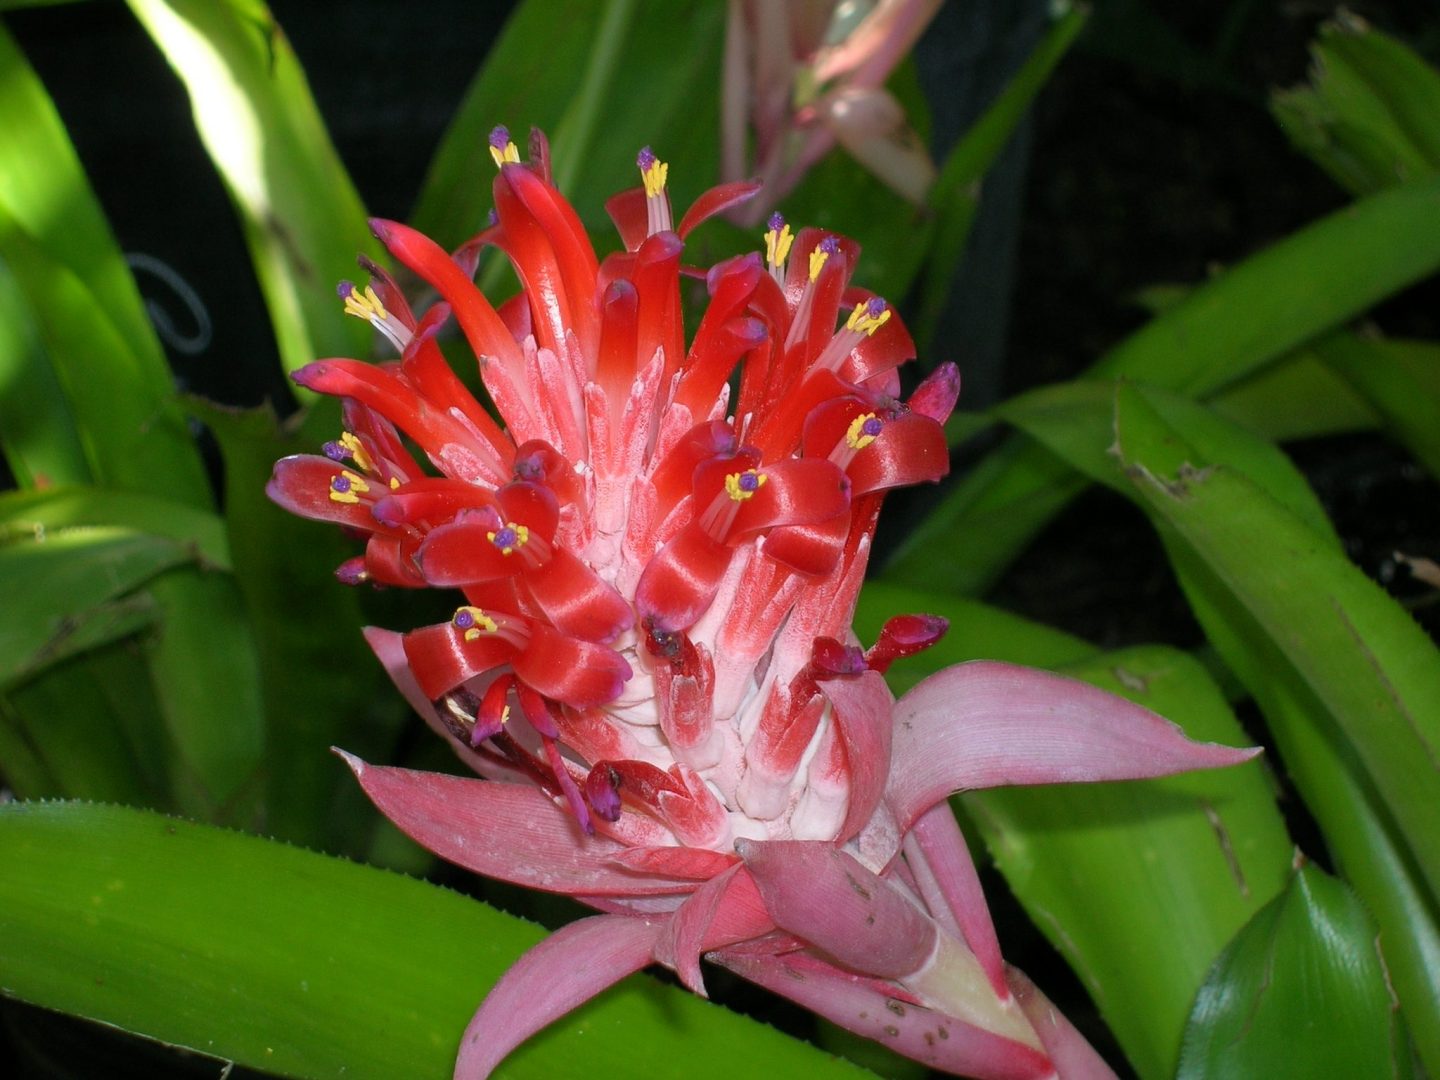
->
[269,129,1256,1079]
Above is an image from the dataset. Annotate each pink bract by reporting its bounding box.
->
[268,129,1258,1079]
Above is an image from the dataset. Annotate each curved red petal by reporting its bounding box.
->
[847,411,951,495]
[634,522,736,632]
[513,623,632,707]
[676,178,763,238]
[524,546,635,643]
[266,455,377,530]
[401,620,518,700]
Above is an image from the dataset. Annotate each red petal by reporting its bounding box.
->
[369,217,523,371]
[513,623,632,707]
[604,186,648,252]
[402,620,518,700]
[523,546,634,643]
[676,178,763,238]
[634,521,736,632]
[266,455,378,530]
[847,411,951,495]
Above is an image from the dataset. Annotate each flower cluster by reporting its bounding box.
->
[269,128,1256,1079]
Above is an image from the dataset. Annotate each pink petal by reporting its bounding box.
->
[906,802,1006,998]
[1007,966,1117,1080]
[455,914,663,1080]
[820,670,894,842]
[714,949,1055,1080]
[886,661,1262,835]
[336,752,697,897]
[736,838,935,979]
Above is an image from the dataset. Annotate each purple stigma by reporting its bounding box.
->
[336,280,355,298]
[819,236,841,255]
[453,609,475,630]
[637,145,656,171]
[513,453,544,481]
[767,212,785,232]
[330,474,352,494]
[862,416,884,437]
[488,125,511,150]
[738,471,760,492]
[487,207,498,227]
[866,296,887,318]
[491,526,519,549]
[322,441,346,461]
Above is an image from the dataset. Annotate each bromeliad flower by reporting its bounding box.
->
[722,0,942,222]
[268,128,1258,1079]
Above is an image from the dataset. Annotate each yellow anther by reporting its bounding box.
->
[342,284,388,324]
[454,605,499,641]
[339,431,374,473]
[808,245,831,282]
[486,522,531,556]
[489,140,521,168]
[846,413,881,451]
[641,158,669,198]
[764,223,794,269]
[328,470,370,505]
[389,476,400,490]
[724,470,767,502]
[844,301,892,337]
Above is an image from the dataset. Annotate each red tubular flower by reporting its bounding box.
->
[269,129,1260,1080]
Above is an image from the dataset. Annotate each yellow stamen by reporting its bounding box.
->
[486,522,531,556]
[846,413,881,451]
[641,158,669,198]
[724,470,767,502]
[328,469,370,505]
[489,140,521,168]
[454,605,499,642]
[342,284,388,324]
[808,246,831,282]
[764,223,794,270]
[844,301,892,337]
[339,431,375,472]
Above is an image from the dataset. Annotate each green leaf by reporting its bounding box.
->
[1206,339,1378,441]
[1177,865,1410,1080]
[0,211,212,509]
[125,0,377,382]
[0,525,186,688]
[966,646,1292,1080]
[1311,333,1440,479]
[1272,16,1440,195]
[0,253,90,488]
[1165,543,1440,1077]
[0,24,171,373]
[0,486,231,571]
[1108,383,1440,899]
[1000,380,1440,1071]
[188,397,399,849]
[0,800,870,1080]
[887,174,1440,594]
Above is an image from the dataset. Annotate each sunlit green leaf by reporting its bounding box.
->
[0,801,870,1080]
[126,0,377,382]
